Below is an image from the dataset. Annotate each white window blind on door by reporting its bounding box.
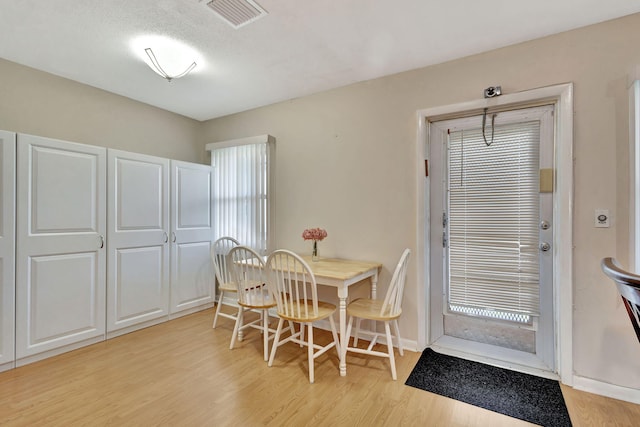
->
[447,119,540,318]
[211,140,270,255]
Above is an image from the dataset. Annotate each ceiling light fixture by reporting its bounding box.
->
[144,47,197,82]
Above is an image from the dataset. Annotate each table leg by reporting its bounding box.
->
[337,287,348,376]
[371,270,379,300]
[366,271,379,342]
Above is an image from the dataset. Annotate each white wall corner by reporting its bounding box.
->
[629,81,640,270]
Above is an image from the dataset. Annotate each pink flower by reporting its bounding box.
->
[302,227,328,241]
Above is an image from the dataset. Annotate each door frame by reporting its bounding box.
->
[0,131,16,371]
[414,83,574,385]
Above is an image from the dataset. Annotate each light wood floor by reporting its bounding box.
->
[1,309,639,426]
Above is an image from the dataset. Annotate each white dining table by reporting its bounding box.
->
[298,255,382,377]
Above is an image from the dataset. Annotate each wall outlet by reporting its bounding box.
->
[595,209,610,228]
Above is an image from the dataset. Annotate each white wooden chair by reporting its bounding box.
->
[229,245,277,361]
[211,236,241,329]
[266,249,340,383]
[344,248,411,380]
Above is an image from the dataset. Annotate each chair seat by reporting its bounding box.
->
[347,298,401,321]
[238,290,277,309]
[277,300,337,322]
[219,281,237,293]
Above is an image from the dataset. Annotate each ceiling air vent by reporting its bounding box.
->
[206,0,267,29]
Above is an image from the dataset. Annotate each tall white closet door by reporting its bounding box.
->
[170,160,214,314]
[0,131,16,369]
[107,150,170,333]
[16,134,106,359]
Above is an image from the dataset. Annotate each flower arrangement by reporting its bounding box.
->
[302,228,327,261]
[302,227,328,241]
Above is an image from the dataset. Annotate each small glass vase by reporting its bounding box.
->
[312,240,319,262]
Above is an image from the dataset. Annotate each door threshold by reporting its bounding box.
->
[431,335,559,380]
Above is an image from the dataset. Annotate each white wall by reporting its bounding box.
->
[0,58,202,162]
[200,13,640,392]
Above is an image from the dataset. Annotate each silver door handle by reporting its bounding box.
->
[99,235,105,249]
[163,232,168,243]
[539,242,551,252]
[171,232,176,243]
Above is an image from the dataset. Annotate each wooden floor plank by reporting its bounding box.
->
[0,309,638,426]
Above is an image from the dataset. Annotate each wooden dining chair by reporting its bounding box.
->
[344,248,411,380]
[266,249,340,383]
[211,236,241,329]
[228,245,277,361]
[601,257,640,343]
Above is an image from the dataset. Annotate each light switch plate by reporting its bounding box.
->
[595,209,610,228]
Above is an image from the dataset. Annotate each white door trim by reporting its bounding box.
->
[415,83,574,385]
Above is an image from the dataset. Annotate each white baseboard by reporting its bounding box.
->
[107,316,169,340]
[310,318,419,352]
[572,375,640,404]
[16,335,105,367]
[0,360,15,372]
[169,303,214,320]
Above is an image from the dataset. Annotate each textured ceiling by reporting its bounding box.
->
[1,0,639,121]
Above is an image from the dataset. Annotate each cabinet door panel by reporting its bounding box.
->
[0,131,15,367]
[31,147,97,232]
[16,134,106,358]
[173,241,212,310]
[107,150,169,332]
[170,161,214,313]
[114,246,165,323]
[29,253,98,344]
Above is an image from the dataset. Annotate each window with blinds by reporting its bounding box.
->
[447,119,541,323]
[210,139,272,255]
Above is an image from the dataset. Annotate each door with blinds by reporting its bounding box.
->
[429,105,555,372]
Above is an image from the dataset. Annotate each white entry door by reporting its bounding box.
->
[169,160,214,314]
[107,149,170,333]
[0,130,16,369]
[429,105,556,373]
[16,134,106,359]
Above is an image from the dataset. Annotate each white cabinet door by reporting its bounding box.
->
[107,150,170,333]
[170,160,214,314]
[0,131,16,369]
[16,134,106,359]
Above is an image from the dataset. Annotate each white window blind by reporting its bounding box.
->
[447,120,540,318]
[210,138,272,255]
